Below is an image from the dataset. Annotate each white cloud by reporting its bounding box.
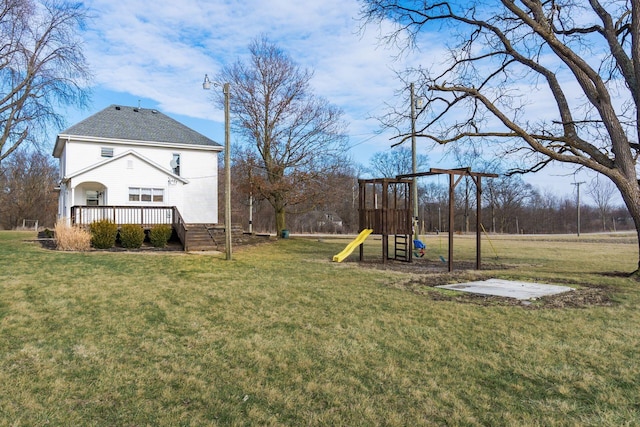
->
[71,0,622,199]
[78,0,425,164]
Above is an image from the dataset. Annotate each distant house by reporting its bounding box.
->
[53,105,223,249]
[316,211,343,230]
[295,210,344,233]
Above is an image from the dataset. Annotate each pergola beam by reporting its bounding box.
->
[397,168,498,180]
[397,167,498,272]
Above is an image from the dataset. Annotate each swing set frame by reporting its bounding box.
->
[359,167,498,272]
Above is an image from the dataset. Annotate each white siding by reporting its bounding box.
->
[59,139,219,224]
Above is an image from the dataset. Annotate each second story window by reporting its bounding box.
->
[171,154,181,176]
[101,147,114,157]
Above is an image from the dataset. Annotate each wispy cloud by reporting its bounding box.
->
[73,0,602,197]
[80,0,414,144]
[81,1,464,171]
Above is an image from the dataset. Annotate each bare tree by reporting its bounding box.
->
[587,177,616,231]
[419,181,447,232]
[360,1,640,272]
[485,175,536,233]
[0,149,58,229]
[0,0,91,161]
[216,37,348,234]
[367,146,429,178]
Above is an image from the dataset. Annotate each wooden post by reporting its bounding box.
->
[359,180,365,261]
[475,176,482,270]
[448,173,454,272]
[382,180,389,263]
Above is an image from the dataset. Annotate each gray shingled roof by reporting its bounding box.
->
[59,105,220,147]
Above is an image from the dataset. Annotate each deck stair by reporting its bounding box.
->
[184,224,219,251]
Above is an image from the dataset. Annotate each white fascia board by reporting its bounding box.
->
[55,134,223,153]
[64,149,189,184]
[53,136,69,158]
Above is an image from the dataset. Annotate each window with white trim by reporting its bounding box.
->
[129,187,164,203]
[86,190,99,206]
[172,153,181,176]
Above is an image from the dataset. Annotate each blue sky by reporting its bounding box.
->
[63,0,603,202]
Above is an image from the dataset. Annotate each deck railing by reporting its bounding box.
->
[71,205,176,228]
[171,207,188,250]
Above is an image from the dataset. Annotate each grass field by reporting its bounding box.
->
[1,231,639,425]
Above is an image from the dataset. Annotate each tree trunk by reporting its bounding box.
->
[635,227,640,275]
[617,180,640,274]
[631,214,640,274]
[275,206,286,235]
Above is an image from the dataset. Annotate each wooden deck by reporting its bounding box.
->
[70,205,199,251]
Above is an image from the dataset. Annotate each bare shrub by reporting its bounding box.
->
[54,220,91,251]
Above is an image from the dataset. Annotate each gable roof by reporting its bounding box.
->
[65,149,189,184]
[54,105,220,156]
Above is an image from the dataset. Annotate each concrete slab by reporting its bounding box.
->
[436,279,574,300]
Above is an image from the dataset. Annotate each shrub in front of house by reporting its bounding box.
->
[149,224,172,248]
[90,219,118,249]
[54,220,91,251]
[119,224,145,249]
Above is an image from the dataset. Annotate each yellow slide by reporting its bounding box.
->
[332,229,373,262]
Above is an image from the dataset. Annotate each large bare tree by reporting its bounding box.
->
[0,0,90,161]
[360,1,640,272]
[216,37,348,234]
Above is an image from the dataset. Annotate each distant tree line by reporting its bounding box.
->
[224,157,633,235]
[0,150,58,229]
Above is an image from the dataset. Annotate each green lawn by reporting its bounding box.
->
[0,231,639,425]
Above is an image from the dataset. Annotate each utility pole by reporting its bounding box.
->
[572,181,585,236]
[223,82,232,259]
[203,75,232,260]
[248,193,253,234]
[410,83,421,240]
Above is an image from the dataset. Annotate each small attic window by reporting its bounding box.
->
[101,147,114,158]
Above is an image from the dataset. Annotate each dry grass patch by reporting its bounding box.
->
[54,220,91,251]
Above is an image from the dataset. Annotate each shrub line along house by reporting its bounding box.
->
[53,105,224,250]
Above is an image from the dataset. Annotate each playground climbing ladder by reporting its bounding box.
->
[392,234,411,262]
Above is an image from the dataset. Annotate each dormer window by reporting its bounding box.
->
[101,147,114,157]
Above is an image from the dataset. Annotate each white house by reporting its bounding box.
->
[53,105,222,230]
